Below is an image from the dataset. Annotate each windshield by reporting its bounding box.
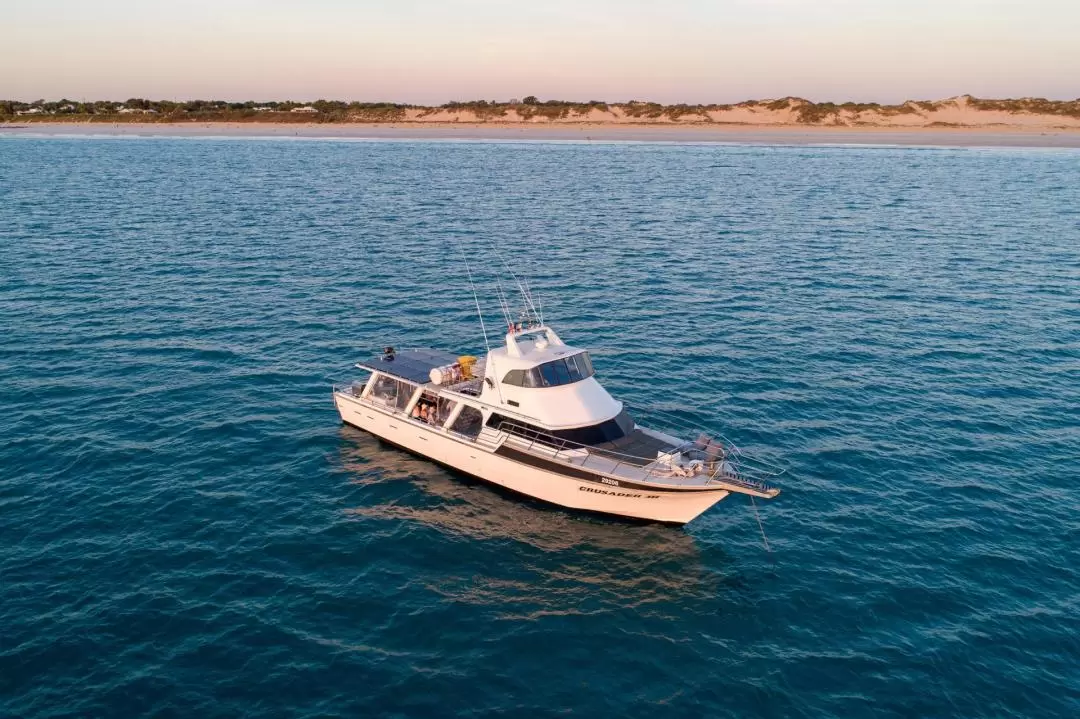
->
[502,352,595,388]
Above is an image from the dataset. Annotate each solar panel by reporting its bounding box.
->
[356,349,461,384]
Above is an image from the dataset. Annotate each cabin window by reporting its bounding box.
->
[552,360,572,385]
[486,408,633,447]
[501,352,596,388]
[412,393,455,426]
[449,406,484,439]
[539,362,559,387]
[486,413,563,448]
[567,352,593,381]
[369,375,416,411]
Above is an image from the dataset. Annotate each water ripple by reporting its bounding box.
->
[2,137,1079,718]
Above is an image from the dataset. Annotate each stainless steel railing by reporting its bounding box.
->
[492,418,778,495]
[623,403,787,478]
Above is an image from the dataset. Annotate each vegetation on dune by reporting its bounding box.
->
[792,101,919,123]
[0,98,413,123]
[3,96,1079,124]
[967,96,1080,117]
[514,99,609,120]
[434,100,509,119]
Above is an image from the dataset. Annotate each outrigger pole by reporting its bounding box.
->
[456,238,491,351]
[484,238,542,323]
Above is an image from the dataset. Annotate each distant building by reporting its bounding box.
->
[16,108,44,115]
[252,106,274,112]
[291,106,318,113]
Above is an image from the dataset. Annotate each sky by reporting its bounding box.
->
[3,0,1078,103]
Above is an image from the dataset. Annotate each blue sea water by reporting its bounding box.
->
[1,135,1079,718]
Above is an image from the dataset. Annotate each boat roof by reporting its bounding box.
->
[356,348,460,384]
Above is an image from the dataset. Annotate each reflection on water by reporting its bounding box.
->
[336,425,746,616]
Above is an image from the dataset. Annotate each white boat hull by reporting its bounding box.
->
[335,393,729,524]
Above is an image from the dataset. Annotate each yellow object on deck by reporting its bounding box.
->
[458,355,478,379]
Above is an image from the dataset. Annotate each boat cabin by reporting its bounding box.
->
[478,326,624,431]
[350,325,634,449]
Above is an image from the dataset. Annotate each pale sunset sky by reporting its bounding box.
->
[3,0,1078,103]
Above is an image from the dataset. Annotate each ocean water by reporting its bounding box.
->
[1,135,1078,718]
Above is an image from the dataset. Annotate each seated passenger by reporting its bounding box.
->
[411,404,422,419]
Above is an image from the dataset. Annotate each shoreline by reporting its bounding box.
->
[4,121,1080,148]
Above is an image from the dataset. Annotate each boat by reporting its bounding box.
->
[332,284,782,524]
[333,327,782,524]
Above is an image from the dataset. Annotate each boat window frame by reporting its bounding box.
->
[449,404,484,438]
[486,408,633,447]
[501,352,596,389]
[368,373,417,411]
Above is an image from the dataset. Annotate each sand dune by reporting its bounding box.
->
[7,95,1080,147]
[395,95,1080,129]
[6,95,1080,131]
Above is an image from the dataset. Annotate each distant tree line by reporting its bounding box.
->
[3,96,1079,122]
[0,98,412,118]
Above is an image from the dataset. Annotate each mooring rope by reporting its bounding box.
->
[751,496,771,553]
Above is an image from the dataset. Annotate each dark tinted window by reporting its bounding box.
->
[565,355,584,381]
[501,354,595,389]
[487,408,633,447]
[504,367,548,388]
[539,362,559,386]
[578,353,594,376]
[551,360,572,385]
[450,406,484,438]
[509,353,595,388]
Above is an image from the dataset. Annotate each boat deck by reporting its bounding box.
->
[499,432,713,488]
[592,429,679,467]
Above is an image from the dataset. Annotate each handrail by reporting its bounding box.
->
[495,419,650,482]
[492,418,778,494]
[334,385,778,495]
[335,376,782,486]
[623,402,786,478]
[493,419,692,465]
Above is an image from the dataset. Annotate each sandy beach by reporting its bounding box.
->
[4,121,1080,148]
